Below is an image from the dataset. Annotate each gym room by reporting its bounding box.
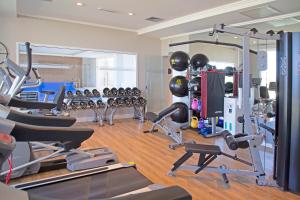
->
[0,0,300,199]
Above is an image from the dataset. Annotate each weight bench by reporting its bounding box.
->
[144,105,194,149]
[168,139,263,185]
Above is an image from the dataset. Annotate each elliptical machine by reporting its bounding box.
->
[0,42,66,115]
[0,117,118,180]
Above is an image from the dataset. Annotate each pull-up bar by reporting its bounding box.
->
[169,39,258,55]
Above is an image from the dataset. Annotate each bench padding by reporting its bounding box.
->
[185,143,221,155]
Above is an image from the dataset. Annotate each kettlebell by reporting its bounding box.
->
[191,98,198,111]
[197,99,202,111]
[191,116,198,129]
[198,118,205,129]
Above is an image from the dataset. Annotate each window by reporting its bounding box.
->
[209,61,235,83]
[260,51,276,99]
[208,61,235,70]
[95,52,137,90]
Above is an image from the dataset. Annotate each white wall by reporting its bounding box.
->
[0,16,161,92]
[0,11,164,118]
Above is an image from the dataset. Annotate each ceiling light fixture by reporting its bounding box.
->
[76,2,84,6]
[128,12,134,16]
[97,7,102,10]
[234,36,238,39]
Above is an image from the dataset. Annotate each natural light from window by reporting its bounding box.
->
[96,52,137,90]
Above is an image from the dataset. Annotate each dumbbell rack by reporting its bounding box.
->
[64,93,103,123]
[102,95,146,126]
[64,88,146,126]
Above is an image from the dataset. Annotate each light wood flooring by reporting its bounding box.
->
[11,119,300,200]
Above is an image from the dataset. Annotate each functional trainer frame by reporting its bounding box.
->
[168,24,280,186]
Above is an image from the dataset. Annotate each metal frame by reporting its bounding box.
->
[0,141,117,177]
[169,24,280,186]
[12,163,134,189]
[146,108,189,149]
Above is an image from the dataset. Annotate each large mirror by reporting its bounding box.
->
[18,43,138,91]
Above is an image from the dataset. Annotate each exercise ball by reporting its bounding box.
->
[170,51,190,71]
[190,77,201,93]
[169,76,188,97]
[190,54,209,70]
[171,102,189,123]
[224,66,235,76]
[225,82,233,93]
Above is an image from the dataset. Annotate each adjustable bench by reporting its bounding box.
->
[168,131,267,185]
[144,105,194,149]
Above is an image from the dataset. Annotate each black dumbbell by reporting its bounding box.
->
[88,100,96,108]
[80,101,87,109]
[84,89,92,97]
[76,90,83,96]
[107,98,115,106]
[131,97,139,105]
[97,99,105,107]
[132,87,141,96]
[124,97,132,107]
[67,91,73,98]
[103,88,111,96]
[137,97,147,106]
[111,88,118,96]
[116,97,125,106]
[125,87,132,96]
[118,87,125,96]
[70,102,77,110]
[92,89,101,97]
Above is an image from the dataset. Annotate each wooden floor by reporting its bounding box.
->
[12,119,300,200]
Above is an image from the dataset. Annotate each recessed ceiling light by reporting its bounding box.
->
[234,36,238,39]
[97,7,102,10]
[128,12,134,16]
[76,2,84,6]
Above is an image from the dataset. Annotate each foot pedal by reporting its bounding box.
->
[66,148,118,171]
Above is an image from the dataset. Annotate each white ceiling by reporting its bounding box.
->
[17,0,238,30]
[15,0,300,39]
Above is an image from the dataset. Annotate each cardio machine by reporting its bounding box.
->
[0,42,66,114]
[0,133,191,200]
[0,117,118,179]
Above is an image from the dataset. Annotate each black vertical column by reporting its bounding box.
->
[275,32,293,190]
[288,32,300,194]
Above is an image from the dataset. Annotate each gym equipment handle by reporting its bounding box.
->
[32,68,41,79]
[24,42,32,77]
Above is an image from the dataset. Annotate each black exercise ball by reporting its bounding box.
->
[169,76,188,97]
[190,77,201,93]
[171,102,189,123]
[169,51,190,71]
[225,82,233,94]
[190,54,209,70]
[224,66,235,76]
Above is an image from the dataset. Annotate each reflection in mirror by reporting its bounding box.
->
[18,43,137,90]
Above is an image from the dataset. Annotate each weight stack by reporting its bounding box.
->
[276,32,300,194]
[201,71,225,118]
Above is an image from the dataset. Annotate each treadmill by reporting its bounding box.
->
[0,134,191,200]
